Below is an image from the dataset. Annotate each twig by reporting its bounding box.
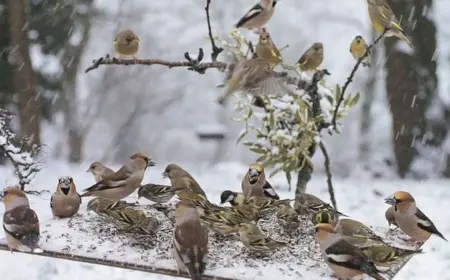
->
[0,245,233,280]
[319,141,337,211]
[24,190,50,195]
[331,29,388,129]
[205,0,223,61]
[85,55,227,73]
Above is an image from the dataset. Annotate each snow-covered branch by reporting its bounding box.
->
[0,109,42,190]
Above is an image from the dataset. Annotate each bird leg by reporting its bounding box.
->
[132,56,139,64]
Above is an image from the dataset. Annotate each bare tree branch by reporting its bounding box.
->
[205,0,223,61]
[319,141,337,210]
[84,55,227,73]
[331,29,388,130]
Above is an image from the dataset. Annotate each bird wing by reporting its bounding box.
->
[378,3,403,31]
[263,181,279,199]
[182,177,206,196]
[325,239,370,270]
[174,221,208,273]
[235,3,263,28]
[83,166,131,192]
[3,206,40,239]
[415,208,447,240]
[297,49,310,66]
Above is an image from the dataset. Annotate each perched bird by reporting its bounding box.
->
[232,204,261,222]
[220,190,246,206]
[238,222,286,253]
[235,0,277,31]
[138,183,178,204]
[50,176,81,218]
[350,35,371,67]
[218,56,292,104]
[335,219,385,244]
[201,209,245,234]
[385,206,398,228]
[297,42,324,71]
[81,153,155,200]
[276,203,299,225]
[113,29,140,61]
[163,163,206,198]
[87,197,136,214]
[242,163,267,199]
[1,186,42,253]
[299,193,347,222]
[255,28,282,67]
[385,191,447,242]
[315,223,385,280]
[86,162,115,183]
[366,0,414,48]
[173,200,209,279]
[357,242,423,267]
[105,208,159,234]
[246,196,292,213]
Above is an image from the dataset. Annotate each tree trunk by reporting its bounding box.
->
[60,13,91,163]
[384,0,436,177]
[359,30,378,163]
[7,0,40,150]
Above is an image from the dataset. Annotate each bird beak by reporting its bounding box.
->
[86,167,91,172]
[147,160,156,167]
[162,172,168,178]
[384,195,396,205]
[0,191,3,201]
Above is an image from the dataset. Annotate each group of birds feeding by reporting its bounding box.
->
[0,1,441,279]
[112,0,413,106]
[0,152,447,280]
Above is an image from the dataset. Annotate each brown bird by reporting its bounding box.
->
[51,176,81,218]
[1,186,42,253]
[163,163,206,198]
[255,28,282,67]
[113,29,140,62]
[81,153,155,200]
[297,42,324,71]
[86,162,115,183]
[137,183,178,204]
[241,163,267,199]
[385,206,398,228]
[385,191,447,243]
[87,197,137,214]
[335,219,385,244]
[315,223,385,280]
[173,200,209,279]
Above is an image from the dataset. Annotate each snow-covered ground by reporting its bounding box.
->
[0,161,449,280]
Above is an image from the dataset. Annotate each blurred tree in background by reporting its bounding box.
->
[384,0,439,178]
[0,0,94,162]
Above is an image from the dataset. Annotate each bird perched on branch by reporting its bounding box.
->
[86,162,115,183]
[138,183,178,204]
[174,200,209,279]
[51,176,81,218]
[255,28,282,67]
[113,29,140,62]
[163,163,206,198]
[235,0,278,32]
[1,186,42,253]
[385,191,447,243]
[350,35,371,67]
[297,42,324,72]
[366,0,414,48]
[239,222,286,253]
[217,56,293,104]
[81,153,155,200]
[315,223,385,280]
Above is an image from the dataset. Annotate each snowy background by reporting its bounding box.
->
[1,0,450,279]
